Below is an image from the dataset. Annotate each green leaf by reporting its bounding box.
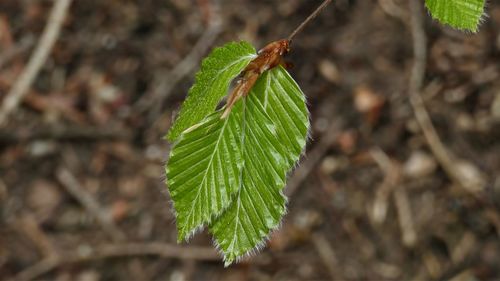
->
[257,67,309,166]
[167,41,256,141]
[166,109,245,241]
[165,41,309,265]
[425,0,485,31]
[210,66,309,266]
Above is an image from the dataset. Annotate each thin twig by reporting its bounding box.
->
[14,242,219,281]
[393,187,417,247]
[56,168,127,242]
[370,148,416,246]
[311,233,344,281]
[0,125,130,144]
[13,257,59,281]
[377,0,407,21]
[288,0,333,42]
[407,0,485,194]
[435,252,478,281]
[407,0,427,93]
[0,0,72,125]
[13,213,58,258]
[370,147,402,224]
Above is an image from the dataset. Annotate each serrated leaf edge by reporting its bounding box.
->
[167,41,256,141]
[424,0,486,32]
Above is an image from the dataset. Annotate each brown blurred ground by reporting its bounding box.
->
[1,0,500,280]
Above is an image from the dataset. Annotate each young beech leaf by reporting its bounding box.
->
[425,0,485,32]
[166,109,245,241]
[165,41,309,265]
[167,42,256,141]
[209,66,309,266]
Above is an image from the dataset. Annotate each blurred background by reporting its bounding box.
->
[1,0,500,280]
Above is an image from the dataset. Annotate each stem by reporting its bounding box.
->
[288,0,333,42]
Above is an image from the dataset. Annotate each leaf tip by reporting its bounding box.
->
[165,130,176,142]
[223,259,234,267]
[176,228,189,243]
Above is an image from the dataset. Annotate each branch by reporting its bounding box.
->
[14,242,219,281]
[56,168,126,242]
[0,125,130,144]
[0,0,73,125]
[12,213,58,258]
[370,148,402,224]
[312,233,344,281]
[370,148,416,247]
[407,0,485,194]
[288,0,333,42]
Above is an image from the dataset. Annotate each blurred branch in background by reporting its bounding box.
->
[370,148,417,247]
[407,0,499,278]
[312,232,344,281]
[407,0,487,195]
[370,148,402,225]
[11,213,59,259]
[378,0,407,20]
[0,125,130,144]
[134,0,222,121]
[15,242,219,281]
[0,0,73,125]
[56,168,127,242]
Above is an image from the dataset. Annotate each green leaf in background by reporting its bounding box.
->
[209,66,309,266]
[425,0,485,32]
[166,40,309,265]
[167,42,256,141]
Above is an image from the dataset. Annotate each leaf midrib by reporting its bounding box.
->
[181,114,231,235]
[227,98,249,255]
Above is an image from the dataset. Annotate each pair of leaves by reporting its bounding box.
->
[166,42,309,265]
[425,0,485,32]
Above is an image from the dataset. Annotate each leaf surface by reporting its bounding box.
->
[166,42,309,265]
[167,41,256,141]
[425,0,485,31]
[166,108,245,241]
[210,66,309,265]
